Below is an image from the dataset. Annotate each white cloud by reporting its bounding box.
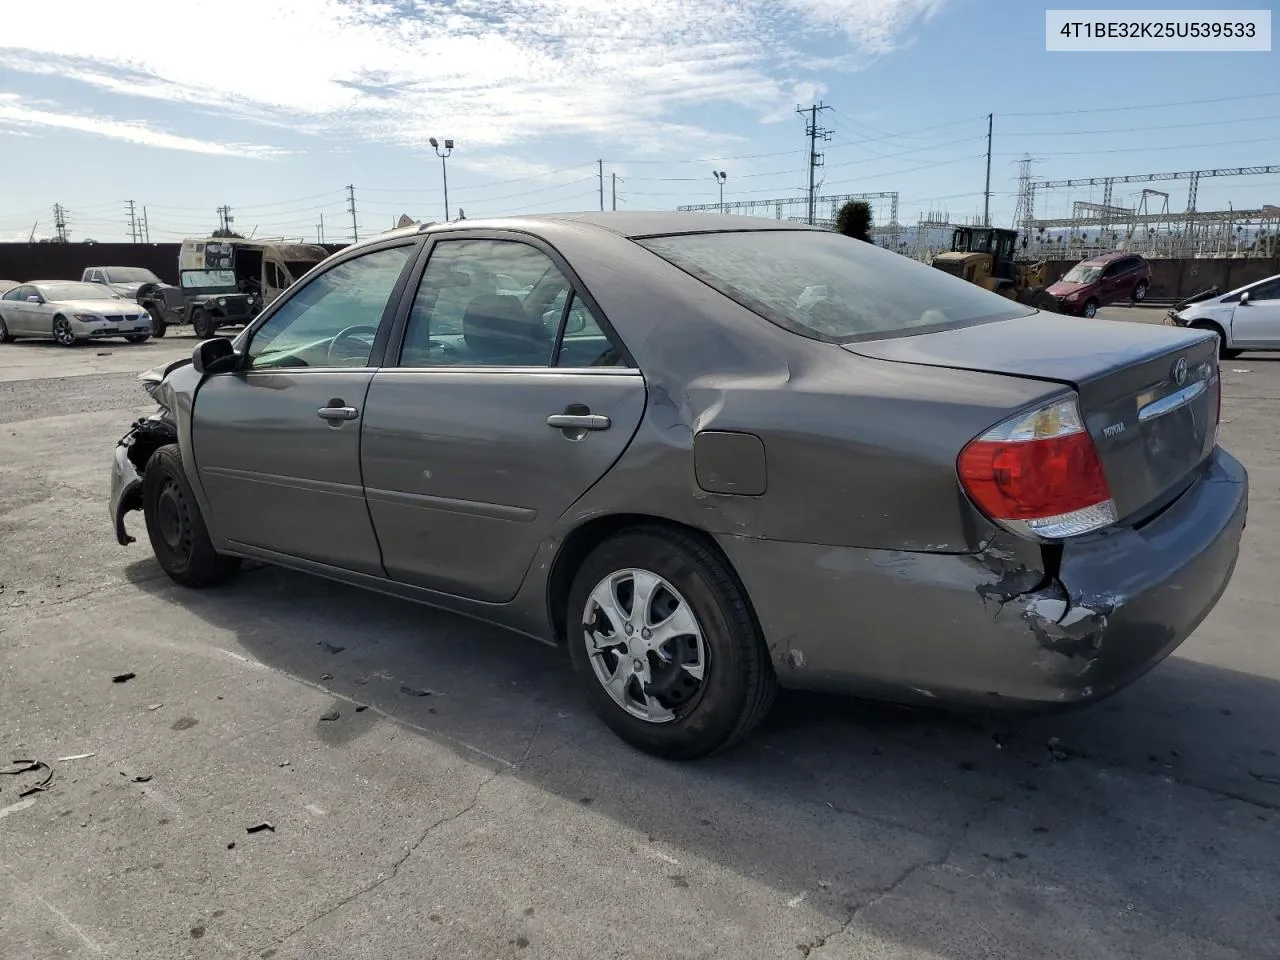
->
[0,93,285,157]
[0,0,945,155]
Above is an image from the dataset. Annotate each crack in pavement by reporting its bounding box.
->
[265,712,550,952]
[3,572,169,614]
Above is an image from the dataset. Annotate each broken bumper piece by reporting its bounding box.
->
[714,446,1247,708]
[109,430,145,546]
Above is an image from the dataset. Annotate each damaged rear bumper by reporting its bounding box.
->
[715,447,1248,708]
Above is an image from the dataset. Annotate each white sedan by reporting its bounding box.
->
[1168,273,1280,357]
[0,280,154,346]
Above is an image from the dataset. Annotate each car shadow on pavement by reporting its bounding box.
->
[122,557,1280,957]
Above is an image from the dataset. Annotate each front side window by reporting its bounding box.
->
[400,239,571,367]
[246,245,412,370]
[639,230,1034,342]
[1249,278,1280,301]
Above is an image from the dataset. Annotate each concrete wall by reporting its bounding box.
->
[0,242,350,286]
[1038,257,1280,301]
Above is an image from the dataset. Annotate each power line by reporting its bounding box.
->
[1001,89,1280,118]
[999,112,1280,138]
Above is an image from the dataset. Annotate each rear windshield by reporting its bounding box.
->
[637,230,1034,342]
[104,267,160,283]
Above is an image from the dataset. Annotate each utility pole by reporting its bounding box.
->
[141,207,150,243]
[983,113,993,227]
[126,199,139,243]
[317,212,325,244]
[611,172,617,210]
[796,102,832,226]
[346,185,359,242]
[216,204,234,235]
[712,170,728,212]
[598,160,604,211]
[53,203,68,243]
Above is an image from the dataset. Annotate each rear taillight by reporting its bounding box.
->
[958,396,1117,540]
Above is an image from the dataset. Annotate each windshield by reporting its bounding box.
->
[39,282,123,301]
[181,269,237,289]
[1062,263,1103,284]
[637,230,1034,342]
[104,267,160,283]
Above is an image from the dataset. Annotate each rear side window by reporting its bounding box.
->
[637,230,1034,342]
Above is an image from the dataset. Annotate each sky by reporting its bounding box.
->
[0,0,1276,243]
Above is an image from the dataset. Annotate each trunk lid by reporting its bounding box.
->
[845,314,1220,524]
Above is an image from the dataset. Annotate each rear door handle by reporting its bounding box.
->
[546,413,610,431]
[317,405,359,421]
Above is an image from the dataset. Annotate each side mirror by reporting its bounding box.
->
[26,295,42,303]
[192,337,237,376]
[1239,291,1251,305]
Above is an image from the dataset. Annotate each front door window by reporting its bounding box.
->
[246,245,412,369]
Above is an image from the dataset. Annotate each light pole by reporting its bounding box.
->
[712,170,727,212]
[429,137,454,220]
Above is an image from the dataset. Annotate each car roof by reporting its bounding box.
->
[1082,252,1140,266]
[347,211,817,254]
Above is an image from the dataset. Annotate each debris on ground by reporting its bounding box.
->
[1046,737,1069,761]
[2,760,53,798]
[227,841,236,849]
[355,705,368,713]
[318,642,345,655]
[112,672,136,684]
[320,674,333,681]
[132,775,153,784]
[147,704,163,711]
[319,709,340,722]
[278,761,290,768]
[400,685,433,698]
[57,753,95,762]
[246,822,275,835]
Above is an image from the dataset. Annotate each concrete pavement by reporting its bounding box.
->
[1,317,1277,959]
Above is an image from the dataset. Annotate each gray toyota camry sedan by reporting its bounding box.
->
[108,213,1247,759]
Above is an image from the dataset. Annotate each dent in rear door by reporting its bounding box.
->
[360,369,645,602]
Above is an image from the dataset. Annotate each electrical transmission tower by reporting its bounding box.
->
[1011,155,1041,233]
[796,102,833,226]
[53,203,69,243]
[126,199,140,243]
[347,185,359,242]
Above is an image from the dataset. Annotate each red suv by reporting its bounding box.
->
[1046,252,1152,318]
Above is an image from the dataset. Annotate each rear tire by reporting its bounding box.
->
[191,307,215,340]
[146,305,167,338]
[0,315,13,343]
[566,527,776,760]
[1191,321,1242,360]
[142,444,240,588]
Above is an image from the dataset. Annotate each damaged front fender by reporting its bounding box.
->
[109,414,178,545]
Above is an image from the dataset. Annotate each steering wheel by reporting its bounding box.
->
[327,325,379,365]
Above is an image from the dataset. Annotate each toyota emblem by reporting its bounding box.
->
[1172,356,1188,386]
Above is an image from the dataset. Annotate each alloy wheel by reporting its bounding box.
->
[1083,302,1097,319]
[53,316,75,346]
[582,568,708,723]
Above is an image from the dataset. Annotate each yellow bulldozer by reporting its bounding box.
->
[931,227,1058,311]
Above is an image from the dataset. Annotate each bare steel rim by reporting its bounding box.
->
[53,316,75,345]
[582,568,708,724]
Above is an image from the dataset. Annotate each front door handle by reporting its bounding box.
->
[546,413,610,431]
[317,405,359,422]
